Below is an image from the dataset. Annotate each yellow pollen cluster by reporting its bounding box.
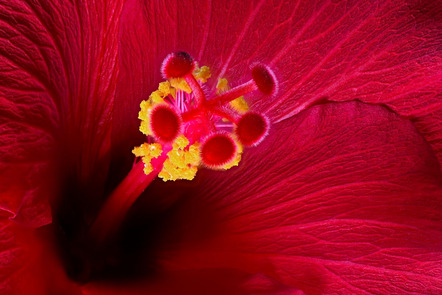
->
[222,142,243,170]
[216,78,249,113]
[138,100,152,136]
[158,135,201,181]
[150,81,175,104]
[132,143,163,174]
[194,65,211,83]
[170,78,192,93]
[216,78,229,93]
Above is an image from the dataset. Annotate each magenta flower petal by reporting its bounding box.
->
[143,102,442,294]
[0,1,123,224]
[1,0,441,294]
[115,0,442,165]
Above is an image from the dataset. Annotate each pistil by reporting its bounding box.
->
[89,51,277,244]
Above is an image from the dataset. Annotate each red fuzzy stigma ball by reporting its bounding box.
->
[251,64,278,96]
[235,112,269,146]
[201,133,237,168]
[150,105,182,143]
[162,51,195,79]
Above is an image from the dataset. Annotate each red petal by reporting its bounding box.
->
[115,0,442,167]
[0,216,21,294]
[149,102,442,294]
[0,0,58,225]
[1,220,83,295]
[0,1,123,223]
[4,222,299,295]
[83,270,300,295]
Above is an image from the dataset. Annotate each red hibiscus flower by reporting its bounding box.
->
[1,0,441,294]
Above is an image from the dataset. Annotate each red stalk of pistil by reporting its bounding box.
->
[88,150,169,245]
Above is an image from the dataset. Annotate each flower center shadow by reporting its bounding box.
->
[53,176,219,284]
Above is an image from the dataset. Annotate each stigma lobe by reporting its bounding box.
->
[251,63,278,96]
[235,112,269,146]
[162,51,195,79]
[150,104,182,143]
[201,133,238,168]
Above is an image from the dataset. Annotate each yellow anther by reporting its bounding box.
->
[132,143,162,158]
[158,161,173,181]
[138,100,153,135]
[149,91,164,104]
[194,66,211,83]
[170,78,191,93]
[158,81,172,96]
[223,153,242,170]
[132,143,148,157]
[139,120,151,136]
[230,97,249,113]
[216,78,229,93]
[146,81,176,106]
[186,143,201,165]
[216,78,249,113]
[168,65,211,94]
[132,143,163,175]
[173,135,190,149]
[142,157,154,174]
[222,141,242,170]
[138,100,150,121]
[158,136,201,181]
[148,143,163,158]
